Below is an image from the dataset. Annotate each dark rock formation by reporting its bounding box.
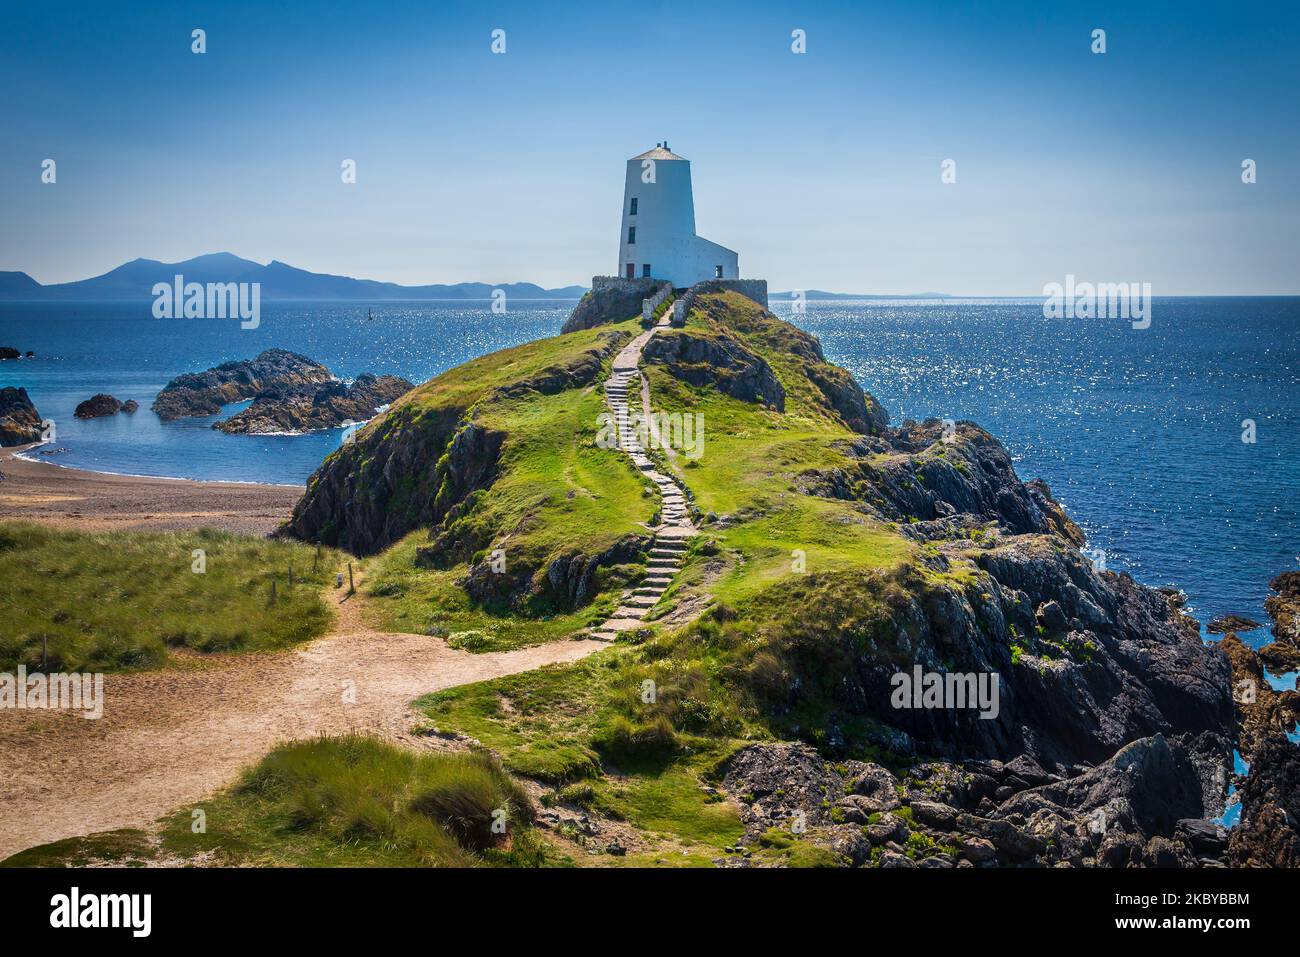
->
[1265,571,1300,645]
[0,387,43,445]
[561,278,660,334]
[73,393,126,418]
[280,329,629,556]
[1208,614,1262,634]
[455,534,650,613]
[214,374,413,434]
[681,290,888,433]
[152,349,333,420]
[802,418,1084,544]
[121,399,138,413]
[1228,733,1300,867]
[1218,570,1300,868]
[0,347,19,360]
[720,736,1227,867]
[643,327,785,408]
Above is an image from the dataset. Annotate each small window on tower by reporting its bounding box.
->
[628,226,636,245]
[642,264,651,278]
[715,265,724,278]
[630,198,638,215]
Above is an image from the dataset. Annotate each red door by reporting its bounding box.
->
[625,263,635,279]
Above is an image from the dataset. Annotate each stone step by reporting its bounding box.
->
[625,595,659,608]
[650,548,684,558]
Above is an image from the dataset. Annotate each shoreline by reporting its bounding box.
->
[0,443,302,536]
[11,447,306,487]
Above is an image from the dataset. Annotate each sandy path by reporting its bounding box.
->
[0,573,605,860]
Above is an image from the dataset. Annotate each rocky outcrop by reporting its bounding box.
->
[214,374,413,434]
[679,291,888,433]
[0,347,20,360]
[0,387,42,445]
[801,418,1084,544]
[642,327,785,408]
[1228,733,1300,867]
[152,349,333,420]
[1208,614,1262,634]
[456,534,650,613]
[73,393,130,418]
[1265,572,1300,645]
[720,737,1227,868]
[281,329,629,556]
[1215,577,1300,868]
[561,278,659,334]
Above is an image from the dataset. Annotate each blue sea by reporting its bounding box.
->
[2,297,1297,645]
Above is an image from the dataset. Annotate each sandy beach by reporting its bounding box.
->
[0,444,302,535]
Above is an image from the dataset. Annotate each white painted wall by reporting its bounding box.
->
[617,148,738,287]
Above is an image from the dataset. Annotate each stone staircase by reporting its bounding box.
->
[587,316,697,642]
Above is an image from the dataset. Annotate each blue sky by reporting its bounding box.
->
[2,0,1296,293]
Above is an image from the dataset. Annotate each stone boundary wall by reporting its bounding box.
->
[642,281,674,322]
[671,279,768,327]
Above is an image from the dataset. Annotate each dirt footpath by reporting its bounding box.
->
[0,578,605,860]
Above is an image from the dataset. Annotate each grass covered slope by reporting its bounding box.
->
[0,521,336,671]
[285,317,664,649]
[4,735,551,868]
[411,291,1232,868]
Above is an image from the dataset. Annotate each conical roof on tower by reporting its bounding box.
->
[631,143,685,161]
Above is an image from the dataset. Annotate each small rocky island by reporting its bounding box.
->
[152,349,334,420]
[0,386,42,445]
[74,394,138,418]
[214,373,413,434]
[153,348,412,434]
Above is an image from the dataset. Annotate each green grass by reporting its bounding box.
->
[4,735,559,868]
[360,532,627,650]
[0,522,338,671]
[351,319,661,650]
[391,292,944,861]
[418,649,747,853]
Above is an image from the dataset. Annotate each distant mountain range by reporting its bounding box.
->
[0,253,589,301]
[768,290,953,300]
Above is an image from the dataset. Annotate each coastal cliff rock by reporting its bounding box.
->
[281,328,629,557]
[642,327,785,409]
[278,287,1242,868]
[1217,577,1300,868]
[1228,733,1300,867]
[672,291,888,433]
[0,347,20,360]
[74,393,130,418]
[214,374,413,434]
[152,349,333,420]
[801,418,1084,543]
[561,278,659,334]
[0,387,42,446]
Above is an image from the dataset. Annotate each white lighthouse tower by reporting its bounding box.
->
[616,143,738,288]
